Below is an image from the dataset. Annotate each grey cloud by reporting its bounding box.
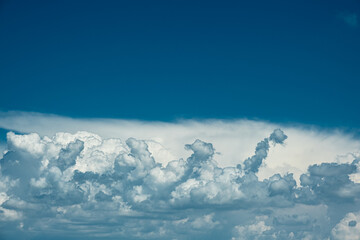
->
[57,140,84,171]
[269,128,287,144]
[300,162,360,202]
[243,129,287,173]
[348,220,356,227]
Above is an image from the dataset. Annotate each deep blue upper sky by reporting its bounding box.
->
[0,0,359,127]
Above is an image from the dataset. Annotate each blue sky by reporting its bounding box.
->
[1,1,360,239]
[1,0,360,127]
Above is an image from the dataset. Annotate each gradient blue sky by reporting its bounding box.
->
[2,2,360,239]
[1,0,359,127]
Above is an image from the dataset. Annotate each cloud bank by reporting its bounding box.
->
[0,112,360,239]
[1,111,359,183]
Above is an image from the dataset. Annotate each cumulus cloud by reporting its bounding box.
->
[232,217,272,240]
[0,112,360,239]
[0,125,359,239]
[243,128,287,173]
[1,111,360,184]
[332,212,360,240]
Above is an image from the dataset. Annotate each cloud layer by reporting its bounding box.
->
[0,120,360,239]
[1,112,360,239]
[1,111,360,183]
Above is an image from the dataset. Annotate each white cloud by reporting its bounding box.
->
[0,111,360,239]
[0,111,359,184]
[332,212,360,240]
[191,213,219,229]
[232,217,272,240]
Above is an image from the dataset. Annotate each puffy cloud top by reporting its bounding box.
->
[0,129,359,239]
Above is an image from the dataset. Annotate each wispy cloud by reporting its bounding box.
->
[339,12,358,27]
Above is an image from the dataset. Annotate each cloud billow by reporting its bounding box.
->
[0,129,360,239]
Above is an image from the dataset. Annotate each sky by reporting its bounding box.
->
[1,0,360,239]
[1,0,360,126]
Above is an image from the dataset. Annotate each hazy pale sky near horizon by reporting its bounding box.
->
[1,1,360,239]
